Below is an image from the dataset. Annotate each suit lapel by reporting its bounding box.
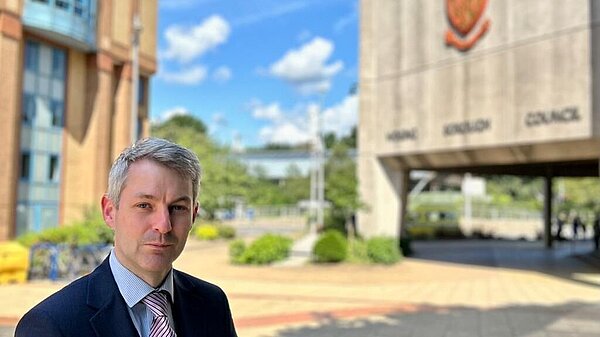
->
[87,258,140,337]
[172,271,207,336]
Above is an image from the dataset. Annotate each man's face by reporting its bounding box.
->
[102,159,198,286]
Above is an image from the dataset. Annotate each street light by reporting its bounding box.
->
[130,7,142,144]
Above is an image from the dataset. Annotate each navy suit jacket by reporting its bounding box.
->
[15,257,237,337]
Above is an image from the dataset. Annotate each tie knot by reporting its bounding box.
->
[142,291,170,318]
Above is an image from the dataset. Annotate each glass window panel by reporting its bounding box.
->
[33,153,46,182]
[51,101,64,127]
[48,155,60,181]
[41,207,58,231]
[23,71,36,94]
[35,98,52,127]
[22,94,35,124]
[52,49,65,79]
[25,41,39,72]
[55,0,69,10]
[51,79,64,100]
[37,76,50,96]
[74,0,83,15]
[20,153,31,180]
[38,46,52,76]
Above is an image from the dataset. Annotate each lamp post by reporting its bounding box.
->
[130,8,142,144]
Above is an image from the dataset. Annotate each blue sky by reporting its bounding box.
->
[150,0,358,149]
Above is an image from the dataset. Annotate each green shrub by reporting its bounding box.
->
[17,210,113,247]
[217,225,236,239]
[366,237,401,264]
[237,234,293,265]
[229,239,246,264]
[195,225,219,240]
[346,238,369,263]
[312,230,347,263]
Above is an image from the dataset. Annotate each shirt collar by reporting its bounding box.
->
[109,249,175,308]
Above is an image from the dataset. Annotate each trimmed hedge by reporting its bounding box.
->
[366,237,401,265]
[312,230,347,263]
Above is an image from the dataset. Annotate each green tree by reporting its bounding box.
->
[324,142,362,235]
[152,115,251,219]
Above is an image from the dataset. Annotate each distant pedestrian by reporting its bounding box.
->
[572,212,584,240]
[555,212,566,241]
[593,213,600,251]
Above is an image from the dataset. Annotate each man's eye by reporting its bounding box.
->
[137,203,151,209]
[171,205,187,212]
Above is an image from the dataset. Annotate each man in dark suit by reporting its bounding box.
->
[15,138,237,337]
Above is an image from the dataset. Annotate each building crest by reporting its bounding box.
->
[445,0,491,51]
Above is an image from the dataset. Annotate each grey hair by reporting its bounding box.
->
[107,137,201,206]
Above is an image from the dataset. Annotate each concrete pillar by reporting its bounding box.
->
[357,155,409,238]
[543,172,553,248]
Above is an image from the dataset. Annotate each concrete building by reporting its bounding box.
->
[358,0,600,246]
[0,0,156,240]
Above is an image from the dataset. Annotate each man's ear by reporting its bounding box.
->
[101,195,117,230]
[192,202,199,223]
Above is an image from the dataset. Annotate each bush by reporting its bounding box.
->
[195,225,219,240]
[17,210,113,247]
[217,225,236,239]
[366,237,401,264]
[312,230,347,263]
[346,238,369,263]
[229,239,246,264]
[237,234,293,265]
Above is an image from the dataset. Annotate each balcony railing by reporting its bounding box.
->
[22,0,97,51]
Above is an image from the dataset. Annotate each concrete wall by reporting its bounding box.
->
[359,0,600,237]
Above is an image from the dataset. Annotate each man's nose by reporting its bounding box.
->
[153,207,172,234]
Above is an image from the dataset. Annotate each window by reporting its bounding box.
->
[22,94,36,124]
[20,153,31,180]
[51,49,65,79]
[73,0,83,15]
[48,155,59,182]
[25,41,39,72]
[55,0,69,10]
[50,100,63,127]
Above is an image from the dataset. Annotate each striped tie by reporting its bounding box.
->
[142,291,177,337]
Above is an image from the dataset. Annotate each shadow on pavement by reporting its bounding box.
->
[275,301,600,337]
[410,239,600,288]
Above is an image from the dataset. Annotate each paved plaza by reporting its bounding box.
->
[0,238,599,337]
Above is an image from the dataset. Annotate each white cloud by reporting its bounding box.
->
[252,102,284,122]
[162,15,230,64]
[269,37,343,95]
[159,65,207,85]
[259,122,311,145]
[212,66,232,83]
[322,94,358,136]
[154,106,190,123]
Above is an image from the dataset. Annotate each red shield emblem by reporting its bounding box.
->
[445,0,491,51]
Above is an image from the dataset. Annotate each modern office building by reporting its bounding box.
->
[0,0,157,240]
[359,0,600,246]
